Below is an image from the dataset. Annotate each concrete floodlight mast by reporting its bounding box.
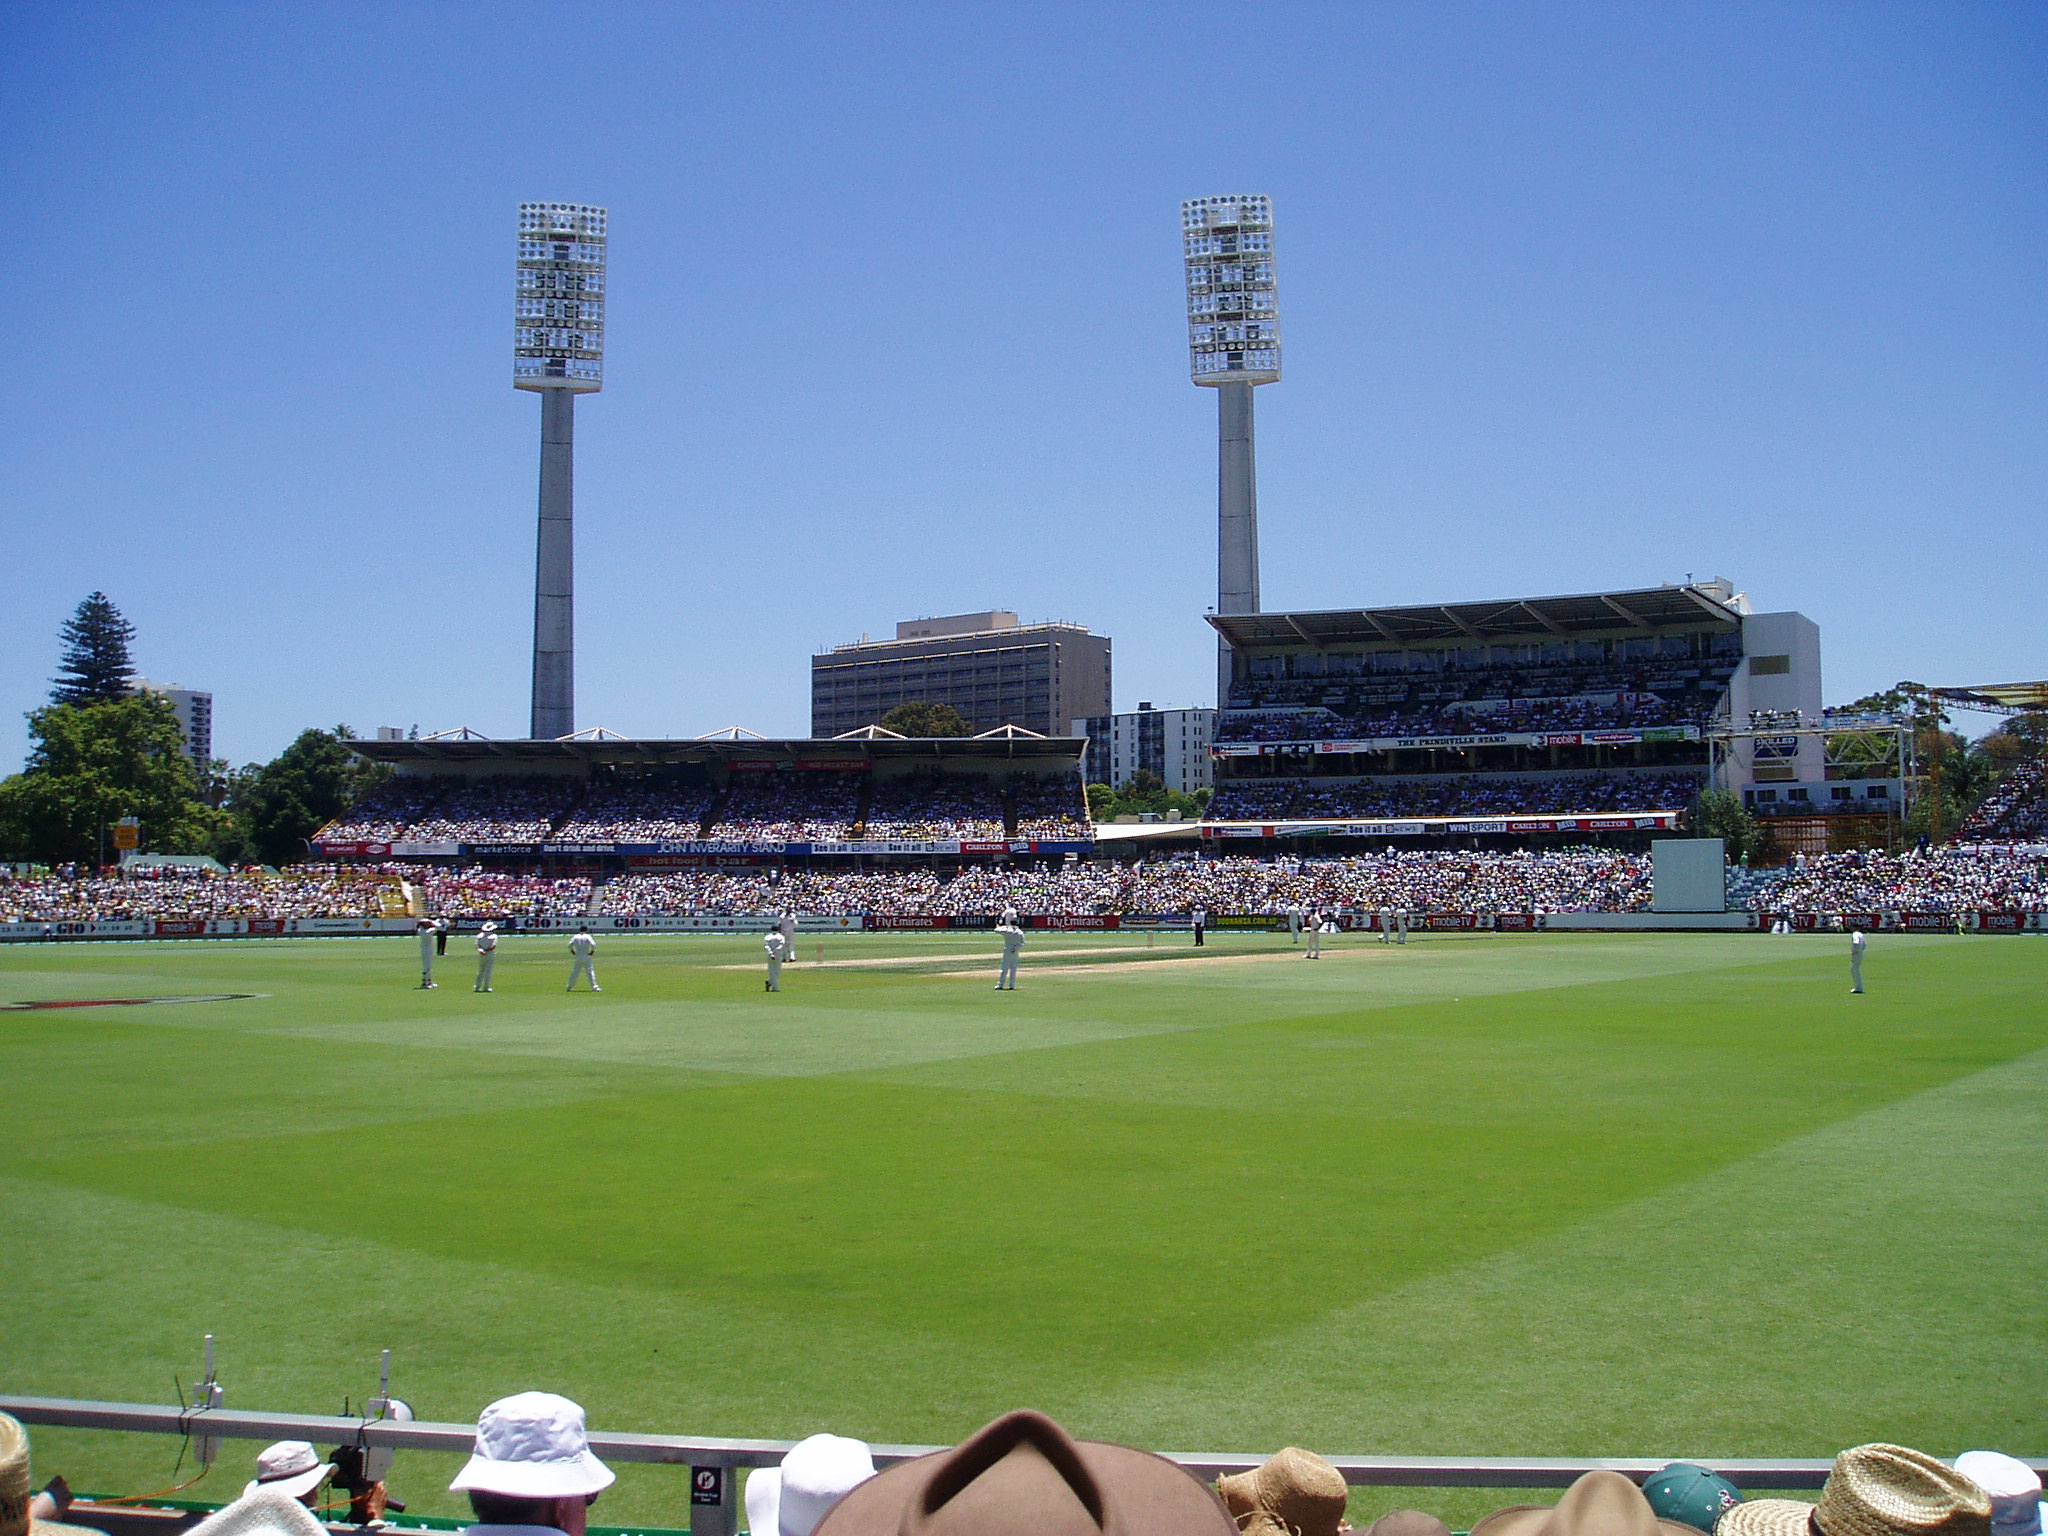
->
[1183,195,1279,706]
[515,202,606,740]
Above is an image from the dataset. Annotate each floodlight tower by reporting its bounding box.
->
[1182,195,1280,705]
[515,202,607,740]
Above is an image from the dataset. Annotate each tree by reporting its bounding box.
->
[49,592,139,705]
[227,728,391,865]
[1088,770,1212,823]
[880,701,974,737]
[0,696,227,864]
[1682,788,1773,863]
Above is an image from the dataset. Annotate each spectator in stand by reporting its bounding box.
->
[2,1412,107,1536]
[746,1436,876,1536]
[449,1393,613,1536]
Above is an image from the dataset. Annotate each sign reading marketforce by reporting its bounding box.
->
[1209,725,1699,757]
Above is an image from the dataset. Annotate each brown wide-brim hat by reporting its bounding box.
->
[811,1410,1237,1536]
[1719,1446,1990,1536]
[1218,1447,1351,1536]
[1472,1471,1701,1536]
[1362,1512,1452,1536]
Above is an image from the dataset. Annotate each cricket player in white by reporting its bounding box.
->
[566,925,600,992]
[1304,909,1323,959]
[777,911,798,963]
[1850,929,1866,994]
[416,918,438,989]
[474,922,498,992]
[764,930,787,991]
[1285,904,1303,945]
[994,917,1025,990]
[1377,906,1394,944]
[1396,908,1410,945]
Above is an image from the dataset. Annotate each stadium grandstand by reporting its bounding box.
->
[1198,579,1855,848]
[1938,680,2048,844]
[309,730,1094,867]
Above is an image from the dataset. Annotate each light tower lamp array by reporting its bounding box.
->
[515,202,607,740]
[1182,194,1280,706]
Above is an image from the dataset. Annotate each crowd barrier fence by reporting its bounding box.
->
[13,1391,1988,1536]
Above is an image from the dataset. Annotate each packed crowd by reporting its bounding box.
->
[418,868,595,918]
[407,779,581,843]
[0,864,402,922]
[594,850,1658,916]
[859,772,1005,840]
[317,778,444,841]
[718,773,868,842]
[17,1390,2036,1536]
[1207,772,1704,820]
[1957,757,2048,843]
[555,781,717,841]
[1217,694,1702,743]
[1011,773,1092,837]
[1745,846,2048,914]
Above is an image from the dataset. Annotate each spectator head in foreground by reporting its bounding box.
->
[1717,1446,1990,1536]
[746,1435,877,1536]
[1951,1453,2042,1536]
[1216,1447,1349,1536]
[242,1442,331,1507]
[1641,1464,1745,1534]
[1471,1470,1699,1536]
[812,1410,1234,1536]
[1362,1515,1450,1536]
[178,1490,326,1536]
[450,1393,615,1536]
[1,1412,105,1536]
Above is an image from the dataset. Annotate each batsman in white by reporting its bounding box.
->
[566,925,601,992]
[474,921,498,992]
[416,917,438,989]
[994,917,1025,990]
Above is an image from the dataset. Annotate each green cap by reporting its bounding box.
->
[1642,1464,1745,1534]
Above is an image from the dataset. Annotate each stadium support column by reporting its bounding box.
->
[531,386,575,740]
[1216,378,1260,703]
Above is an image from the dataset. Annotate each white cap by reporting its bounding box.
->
[1955,1454,2043,1536]
[448,1392,615,1499]
[745,1467,783,1536]
[775,1435,874,1536]
[243,1441,329,1502]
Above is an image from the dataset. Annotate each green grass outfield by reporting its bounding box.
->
[2,928,2043,1528]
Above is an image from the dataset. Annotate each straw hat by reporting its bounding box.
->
[0,1414,107,1536]
[1217,1448,1350,1536]
[1718,1446,1990,1536]
[810,1409,1235,1536]
[1470,1470,1701,1536]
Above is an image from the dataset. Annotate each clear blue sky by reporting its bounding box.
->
[4,2,2043,768]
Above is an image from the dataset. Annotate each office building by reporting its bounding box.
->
[1073,703,1215,793]
[133,680,213,767]
[812,611,1109,738]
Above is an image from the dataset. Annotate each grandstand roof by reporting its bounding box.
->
[1207,583,1741,649]
[1932,681,2048,715]
[347,735,1085,768]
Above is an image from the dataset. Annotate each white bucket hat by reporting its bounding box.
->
[480,922,498,932]
[242,1442,329,1503]
[448,1393,615,1500]
[758,1436,874,1536]
[1955,1454,2043,1536]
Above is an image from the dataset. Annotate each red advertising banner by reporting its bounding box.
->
[245,918,288,934]
[864,915,953,930]
[1030,915,1121,930]
[1495,913,1540,931]
[1425,913,1482,930]
[1978,913,2027,932]
[152,920,206,936]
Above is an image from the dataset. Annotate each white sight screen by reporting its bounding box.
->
[1182,195,1280,384]
[515,203,607,390]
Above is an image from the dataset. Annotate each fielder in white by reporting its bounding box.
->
[1396,908,1410,946]
[994,918,1025,990]
[1377,906,1394,944]
[776,911,798,963]
[566,926,601,992]
[1850,929,1866,994]
[1304,909,1323,959]
[416,918,438,989]
[474,921,498,992]
[1285,904,1304,945]
[764,930,788,992]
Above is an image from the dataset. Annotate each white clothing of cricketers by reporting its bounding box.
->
[995,922,1024,989]
[764,931,787,991]
[1304,914,1322,958]
[567,931,600,992]
[777,914,798,959]
[1377,907,1394,944]
[1396,908,1410,945]
[1286,906,1303,944]
[474,928,498,992]
[417,924,437,988]
[1850,930,1866,994]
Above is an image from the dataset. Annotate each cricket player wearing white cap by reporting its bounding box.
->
[566,926,600,992]
[474,923,499,993]
[451,1392,614,1536]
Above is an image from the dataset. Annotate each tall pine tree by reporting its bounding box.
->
[50,592,138,705]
